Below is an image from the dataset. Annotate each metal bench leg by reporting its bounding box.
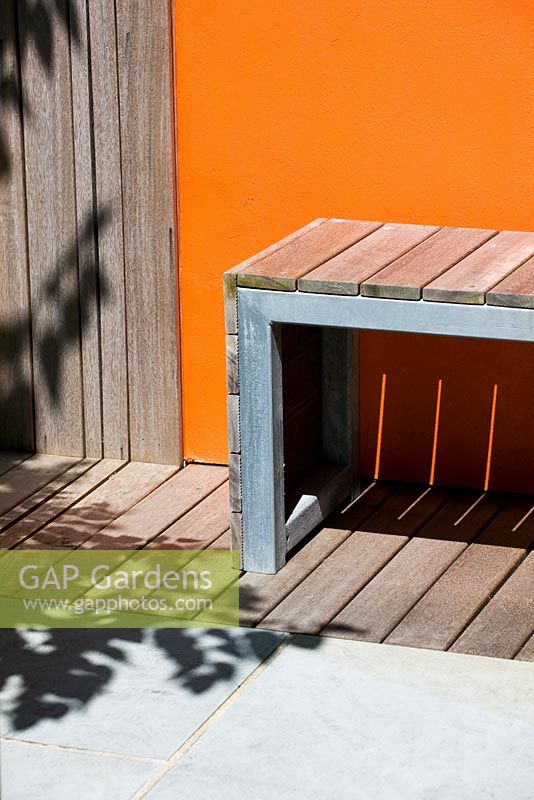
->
[239,292,285,573]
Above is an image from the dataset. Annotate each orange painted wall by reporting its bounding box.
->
[175,1,534,490]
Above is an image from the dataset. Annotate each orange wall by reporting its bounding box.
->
[175,1,534,490]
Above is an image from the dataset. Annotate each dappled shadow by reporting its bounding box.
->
[0,626,286,732]
[0,0,79,178]
[0,205,110,451]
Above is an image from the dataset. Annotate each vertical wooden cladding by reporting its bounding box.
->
[18,0,84,456]
[0,1,181,463]
[0,2,34,451]
[115,0,181,463]
[86,0,129,459]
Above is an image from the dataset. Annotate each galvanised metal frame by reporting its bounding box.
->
[238,287,534,573]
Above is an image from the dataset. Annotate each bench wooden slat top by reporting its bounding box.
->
[423,230,534,304]
[487,255,534,308]
[229,218,534,308]
[298,222,438,295]
[360,226,497,300]
[236,218,382,290]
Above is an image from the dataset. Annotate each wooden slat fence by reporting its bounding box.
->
[0,0,181,463]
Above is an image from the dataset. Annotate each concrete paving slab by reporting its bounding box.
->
[145,636,534,800]
[0,627,285,759]
[0,739,159,800]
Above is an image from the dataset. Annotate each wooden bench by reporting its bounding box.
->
[224,219,534,573]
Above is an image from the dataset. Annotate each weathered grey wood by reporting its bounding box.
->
[115,0,181,463]
[298,223,438,295]
[0,456,97,534]
[18,0,84,455]
[87,0,129,459]
[224,218,327,334]
[2,458,125,549]
[230,511,242,567]
[0,3,34,451]
[0,452,31,479]
[238,219,382,291]
[227,394,240,454]
[321,328,359,496]
[487,255,534,309]
[228,453,241,512]
[361,226,496,300]
[0,453,79,517]
[226,334,239,394]
[423,230,534,304]
[147,480,230,549]
[70,0,102,457]
[451,552,534,659]
[84,463,226,548]
[24,461,176,549]
[285,464,351,551]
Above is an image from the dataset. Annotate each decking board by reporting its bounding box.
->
[1,459,125,549]
[21,461,176,549]
[1,456,531,661]
[323,490,506,642]
[451,552,534,659]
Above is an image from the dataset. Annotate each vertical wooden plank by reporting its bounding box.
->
[87,0,129,459]
[115,0,181,463]
[70,0,102,457]
[18,0,84,455]
[0,2,34,451]
[321,327,359,495]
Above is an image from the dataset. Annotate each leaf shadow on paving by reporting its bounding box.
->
[0,623,320,735]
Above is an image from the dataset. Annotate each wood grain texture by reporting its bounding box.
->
[2,458,124,548]
[238,219,383,290]
[516,633,534,662]
[0,2,34,451]
[83,463,227,548]
[224,218,327,334]
[361,227,496,300]
[386,543,524,651]
[423,230,534,304]
[0,456,97,534]
[487,255,534,309]
[23,461,177,549]
[147,480,229,549]
[115,0,181,463]
[260,528,406,634]
[87,0,129,459]
[70,0,103,457]
[451,552,534,659]
[324,490,506,642]
[227,394,240,454]
[228,453,241,512]
[18,0,84,455]
[226,335,239,394]
[298,223,438,295]
[0,454,79,517]
[0,453,30,479]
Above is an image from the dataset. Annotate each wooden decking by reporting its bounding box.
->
[1,455,532,661]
